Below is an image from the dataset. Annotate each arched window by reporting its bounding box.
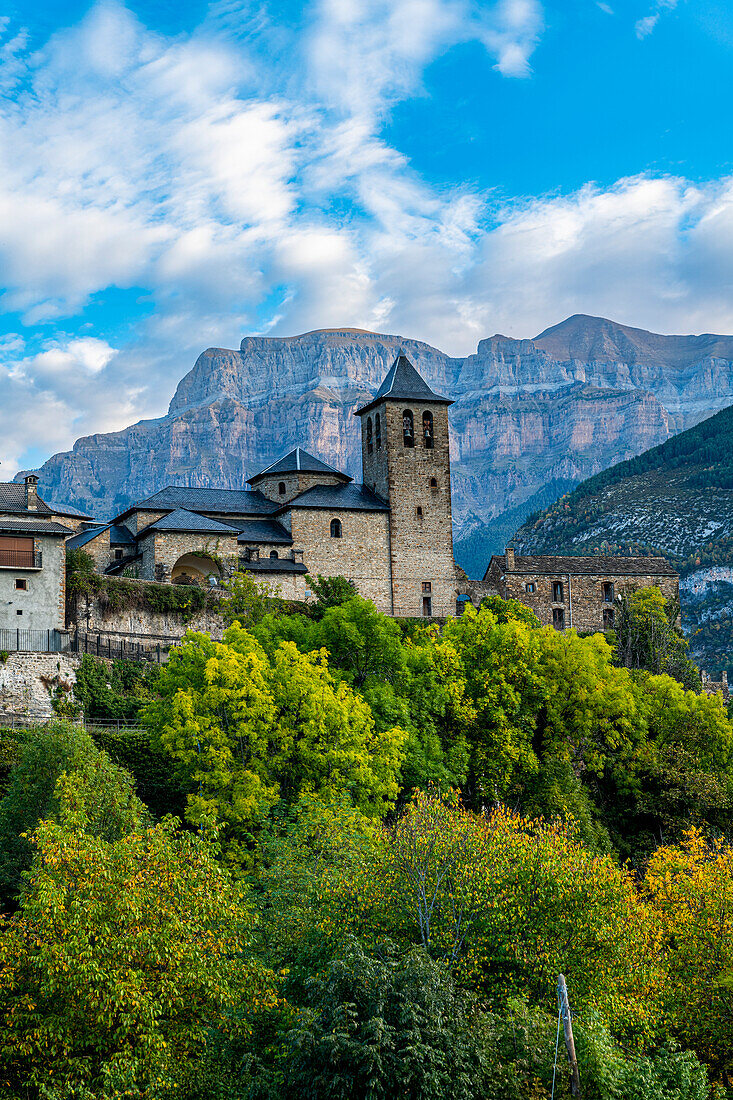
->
[423,411,434,448]
[403,409,414,447]
[430,477,438,489]
[278,481,286,495]
[330,518,342,539]
[375,413,382,450]
[366,417,373,454]
[270,550,279,559]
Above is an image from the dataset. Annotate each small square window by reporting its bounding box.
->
[422,581,432,593]
[15,579,27,590]
[114,548,123,560]
[16,609,22,616]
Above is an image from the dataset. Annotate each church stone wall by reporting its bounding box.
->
[363,401,457,618]
[289,508,393,612]
[254,472,345,504]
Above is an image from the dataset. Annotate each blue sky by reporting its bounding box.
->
[0,0,731,474]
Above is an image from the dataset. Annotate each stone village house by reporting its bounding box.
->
[0,476,96,644]
[482,548,680,633]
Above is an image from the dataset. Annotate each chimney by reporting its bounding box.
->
[291,548,304,564]
[25,474,39,511]
[505,547,515,570]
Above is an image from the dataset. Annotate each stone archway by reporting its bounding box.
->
[171,553,222,586]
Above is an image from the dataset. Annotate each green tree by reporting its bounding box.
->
[0,722,147,908]
[306,573,358,618]
[144,627,406,862]
[615,586,700,689]
[283,938,485,1100]
[221,571,285,627]
[0,791,270,1100]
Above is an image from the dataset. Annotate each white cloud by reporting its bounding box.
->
[635,0,678,38]
[0,0,731,479]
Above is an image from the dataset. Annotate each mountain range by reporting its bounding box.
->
[20,315,733,577]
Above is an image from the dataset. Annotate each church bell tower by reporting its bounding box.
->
[356,352,456,618]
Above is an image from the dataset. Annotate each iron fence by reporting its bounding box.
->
[0,627,65,653]
[68,631,174,664]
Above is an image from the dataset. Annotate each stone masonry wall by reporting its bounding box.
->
[79,527,111,572]
[255,471,346,504]
[289,508,393,612]
[496,566,680,632]
[362,401,457,618]
[69,590,225,642]
[0,652,80,719]
[137,531,240,583]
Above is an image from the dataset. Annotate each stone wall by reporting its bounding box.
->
[137,531,240,584]
[69,589,225,642]
[254,471,346,504]
[361,400,457,618]
[289,507,393,612]
[0,651,80,719]
[485,558,680,632]
[78,527,111,572]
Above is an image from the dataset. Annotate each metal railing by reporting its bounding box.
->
[68,631,174,664]
[0,627,65,652]
[0,549,42,569]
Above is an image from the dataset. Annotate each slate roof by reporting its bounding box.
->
[66,523,136,549]
[66,525,109,549]
[110,524,135,545]
[140,509,241,536]
[355,353,452,416]
[487,554,678,578]
[47,503,96,520]
[243,558,308,575]
[281,483,390,513]
[233,519,293,545]
[104,553,143,575]
[114,486,279,521]
[0,517,70,536]
[247,447,350,485]
[0,483,52,514]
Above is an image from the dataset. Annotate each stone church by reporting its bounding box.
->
[67,353,460,618]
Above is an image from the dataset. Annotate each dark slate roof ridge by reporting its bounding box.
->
[113,486,279,521]
[0,483,53,514]
[142,508,241,535]
[247,447,350,484]
[355,352,452,415]
[491,553,678,576]
[47,503,96,520]
[279,482,390,513]
[243,558,308,575]
[66,525,111,549]
[0,517,71,535]
[232,519,293,544]
[109,524,136,545]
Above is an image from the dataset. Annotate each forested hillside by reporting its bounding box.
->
[1,575,733,1098]
[514,403,733,675]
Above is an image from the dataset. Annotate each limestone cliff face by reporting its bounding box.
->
[24,319,733,540]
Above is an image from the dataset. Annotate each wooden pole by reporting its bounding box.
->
[557,974,581,1098]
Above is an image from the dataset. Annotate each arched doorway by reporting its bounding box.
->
[171,553,222,586]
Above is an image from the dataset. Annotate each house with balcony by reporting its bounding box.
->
[0,476,90,648]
